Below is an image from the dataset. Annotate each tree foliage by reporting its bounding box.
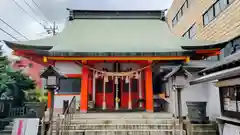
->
[0,56,36,106]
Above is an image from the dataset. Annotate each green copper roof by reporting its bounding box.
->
[5,12,229,54]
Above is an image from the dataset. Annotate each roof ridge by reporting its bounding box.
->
[68,9,166,21]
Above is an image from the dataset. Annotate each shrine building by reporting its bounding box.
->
[4,10,230,113]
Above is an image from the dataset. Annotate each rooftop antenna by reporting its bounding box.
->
[44,21,58,36]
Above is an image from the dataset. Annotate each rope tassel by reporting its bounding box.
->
[135,72,139,79]
[115,77,118,84]
[94,71,98,78]
[125,76,129,83]
[104,75,108,82]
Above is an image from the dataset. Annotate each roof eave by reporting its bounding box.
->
[199,60,240,75]
[190,66,240,85]
[182,34,240,50]
[181,42,227,50]
[34,50,197,57]
[3,40,53,51]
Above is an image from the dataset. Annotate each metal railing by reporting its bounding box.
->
[8,107,26,117]
[55,96,76,135]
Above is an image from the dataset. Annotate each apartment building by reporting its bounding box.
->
[167,0,240,133]
[167,0,240,60]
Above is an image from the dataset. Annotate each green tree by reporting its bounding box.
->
[0,54,36,106]
[0,57,14,97]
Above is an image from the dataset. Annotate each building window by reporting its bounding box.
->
[172,0,189,27]
[222,37,240,57]
[214,1,221,16]
[59,78,81,94]
[189,24,196,38]
[182,23,196,39]
[220,85,240,119]
[203,13,209,25]
[208,7,214,21]
[183,32,189,38]
[220,0,228,9]
[172,17,177,26]
[232,38,240,54]
[177,10,182,20]
[182,2,188,12]
[203,0,234,26]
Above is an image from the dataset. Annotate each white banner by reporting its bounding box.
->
[11,118,39,135]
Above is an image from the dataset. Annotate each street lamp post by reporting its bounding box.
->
[172,74,188,135]
[163,65,191,135]
[40,66,65,135]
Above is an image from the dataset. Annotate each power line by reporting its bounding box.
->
[31,0,51,23]
[0,27,19,41]
[23,0,48,25]
[10,0,46,28]
[0,18,28,40]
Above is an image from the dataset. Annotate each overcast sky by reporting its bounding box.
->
[0,0,173,54]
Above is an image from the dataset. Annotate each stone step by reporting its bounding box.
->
[192,130,217,135]
[52,124,181,130]
[53,129,186,135]
[68,119,178,124]
[192,124,217,131]
[72,112,173,119]
[0,129,12,135]
[3,125,13,130]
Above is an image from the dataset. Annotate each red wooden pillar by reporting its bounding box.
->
[145,65,153,112]
[80,65,89,113]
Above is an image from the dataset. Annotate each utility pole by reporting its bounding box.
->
[44,21,58,36]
